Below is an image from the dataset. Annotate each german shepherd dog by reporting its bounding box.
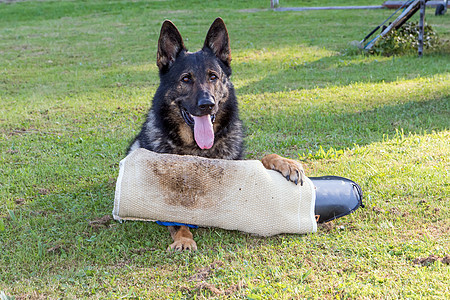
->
[128,18,305,251]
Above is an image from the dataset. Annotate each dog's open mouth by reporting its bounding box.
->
[181,108,216,150]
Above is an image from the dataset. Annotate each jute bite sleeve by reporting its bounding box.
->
[113,148,317,236]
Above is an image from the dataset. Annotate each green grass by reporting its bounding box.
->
[1,0,449,298]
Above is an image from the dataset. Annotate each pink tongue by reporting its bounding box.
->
[193,115,214,149]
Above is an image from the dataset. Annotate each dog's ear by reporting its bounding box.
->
[203,18,231,67]
[157,20,186,71]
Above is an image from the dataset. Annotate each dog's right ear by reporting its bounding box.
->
[157,20,186,72]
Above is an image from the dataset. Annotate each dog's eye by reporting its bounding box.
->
[209,73,218,81]
[181,75,191,83]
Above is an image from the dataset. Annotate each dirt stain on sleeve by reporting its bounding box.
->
[150,156,225,209]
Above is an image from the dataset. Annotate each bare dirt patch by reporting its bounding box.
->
[188,280,246,296]
[188,261,224,282]
[89,215,112,229]
[413,255,450,266]
[183,261,247,295]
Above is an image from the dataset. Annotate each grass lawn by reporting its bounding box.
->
[1,0,449,298]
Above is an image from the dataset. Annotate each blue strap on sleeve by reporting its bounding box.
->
[155,221,199,229]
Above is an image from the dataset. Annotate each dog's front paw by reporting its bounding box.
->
[167,225,198,251]
[168,237,198,252]
[261,154,305,185]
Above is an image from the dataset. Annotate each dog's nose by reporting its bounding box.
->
[198,97,215,112]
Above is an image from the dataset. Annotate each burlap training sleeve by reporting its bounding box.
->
[113,148,317,236]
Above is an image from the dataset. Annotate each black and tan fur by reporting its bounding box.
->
[129,18,305,251]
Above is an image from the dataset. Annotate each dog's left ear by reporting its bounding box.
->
[157,20,186,72]
[203,18,231,67]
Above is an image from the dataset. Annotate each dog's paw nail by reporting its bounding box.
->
[285,175,290,181]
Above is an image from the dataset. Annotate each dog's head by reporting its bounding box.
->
[156,18,233,150]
